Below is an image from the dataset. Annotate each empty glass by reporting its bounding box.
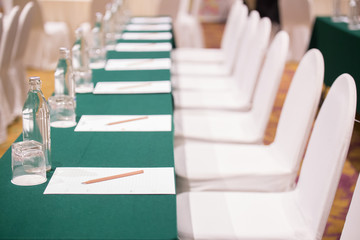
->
[332,0,350,22]
[48,95,76,128]
[74,69,94,93]
[348,0,360,30]
[11,140,47,186]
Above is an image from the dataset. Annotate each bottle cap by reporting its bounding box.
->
[59,47,70,58]
[28,76,41,85]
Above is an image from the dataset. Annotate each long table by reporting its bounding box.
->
[308,16,360,113]
[0,21,177,240]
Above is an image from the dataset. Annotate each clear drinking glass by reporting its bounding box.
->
[74,69,93,93]
[332,0,347,22]
[348,0,360,30]
[11,140,47,186]
[48,95,76,128]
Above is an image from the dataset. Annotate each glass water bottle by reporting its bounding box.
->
[72,28,93,92]
[89,12,106,69]
[22,77,51,171]
[54,48,75,101]
[103,3,116,48]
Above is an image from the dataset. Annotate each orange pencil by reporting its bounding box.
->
[106,116,148,126]
[82,170,144,184]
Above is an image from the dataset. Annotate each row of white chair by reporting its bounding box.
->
[175,48,358,240]
[173,4,322,193]
[171,1,358,239]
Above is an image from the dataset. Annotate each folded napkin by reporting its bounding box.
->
[115,42,172,52]
[121,32,172,40]
[93,81,171,94]
[130,16,172,24]
[105,58,171,71]
[125,23,172,31]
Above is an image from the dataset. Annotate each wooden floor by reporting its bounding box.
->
[0,22,359,240]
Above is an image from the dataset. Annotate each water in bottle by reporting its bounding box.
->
[54,48,76,101]
[22,77,51,171]
[89,12,106,69]
[72,28,93,93]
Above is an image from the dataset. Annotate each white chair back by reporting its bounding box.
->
[177,0,190,16]
[13,0,43,30]
[296,73,357,238]
[174,0,204,48]
[0,6,20,124]
[0,5,20,69]
[235,16,271,104]
[0,13,3,46]
[189,0,202,17]
[278,0,313,61]
[221,0,244,50]
[222,3,247,69]
[249,30,289,139]
[272,49,324,170]
[340,174,360,240]
[12,1,34,61]
[228,10,259,75]
[0,13,7,144]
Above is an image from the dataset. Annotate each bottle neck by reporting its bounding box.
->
[29,84,41,91]
[59,50,69,60]
[95,21,101,29]
[28,78,41,91]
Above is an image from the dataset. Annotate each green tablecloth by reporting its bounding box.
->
[309,16,360,113]
[0,35,177,239]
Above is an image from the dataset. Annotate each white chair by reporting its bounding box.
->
[340,174,360,240]
[13,0,71,70]
[174,37,322,194]
[0,6,20,124]
[278,0,313,61]
[8,2,34,117]
[177,73,357,240]
[174,0,204,48]
[174,48,323,145]
[172,9,259,77]
[172,0,242,63]
[173,16,271,111]
[0,13,8,144]
[0,13,2,62]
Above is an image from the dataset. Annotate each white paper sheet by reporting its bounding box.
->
[74,115,172,132]
[105,58,171,71]
[93,81,171,94]
[115,42,172,52]
[44,167,176,195]
[121,32,172,40]
[130,16,172,24]
[126,24,172,31]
